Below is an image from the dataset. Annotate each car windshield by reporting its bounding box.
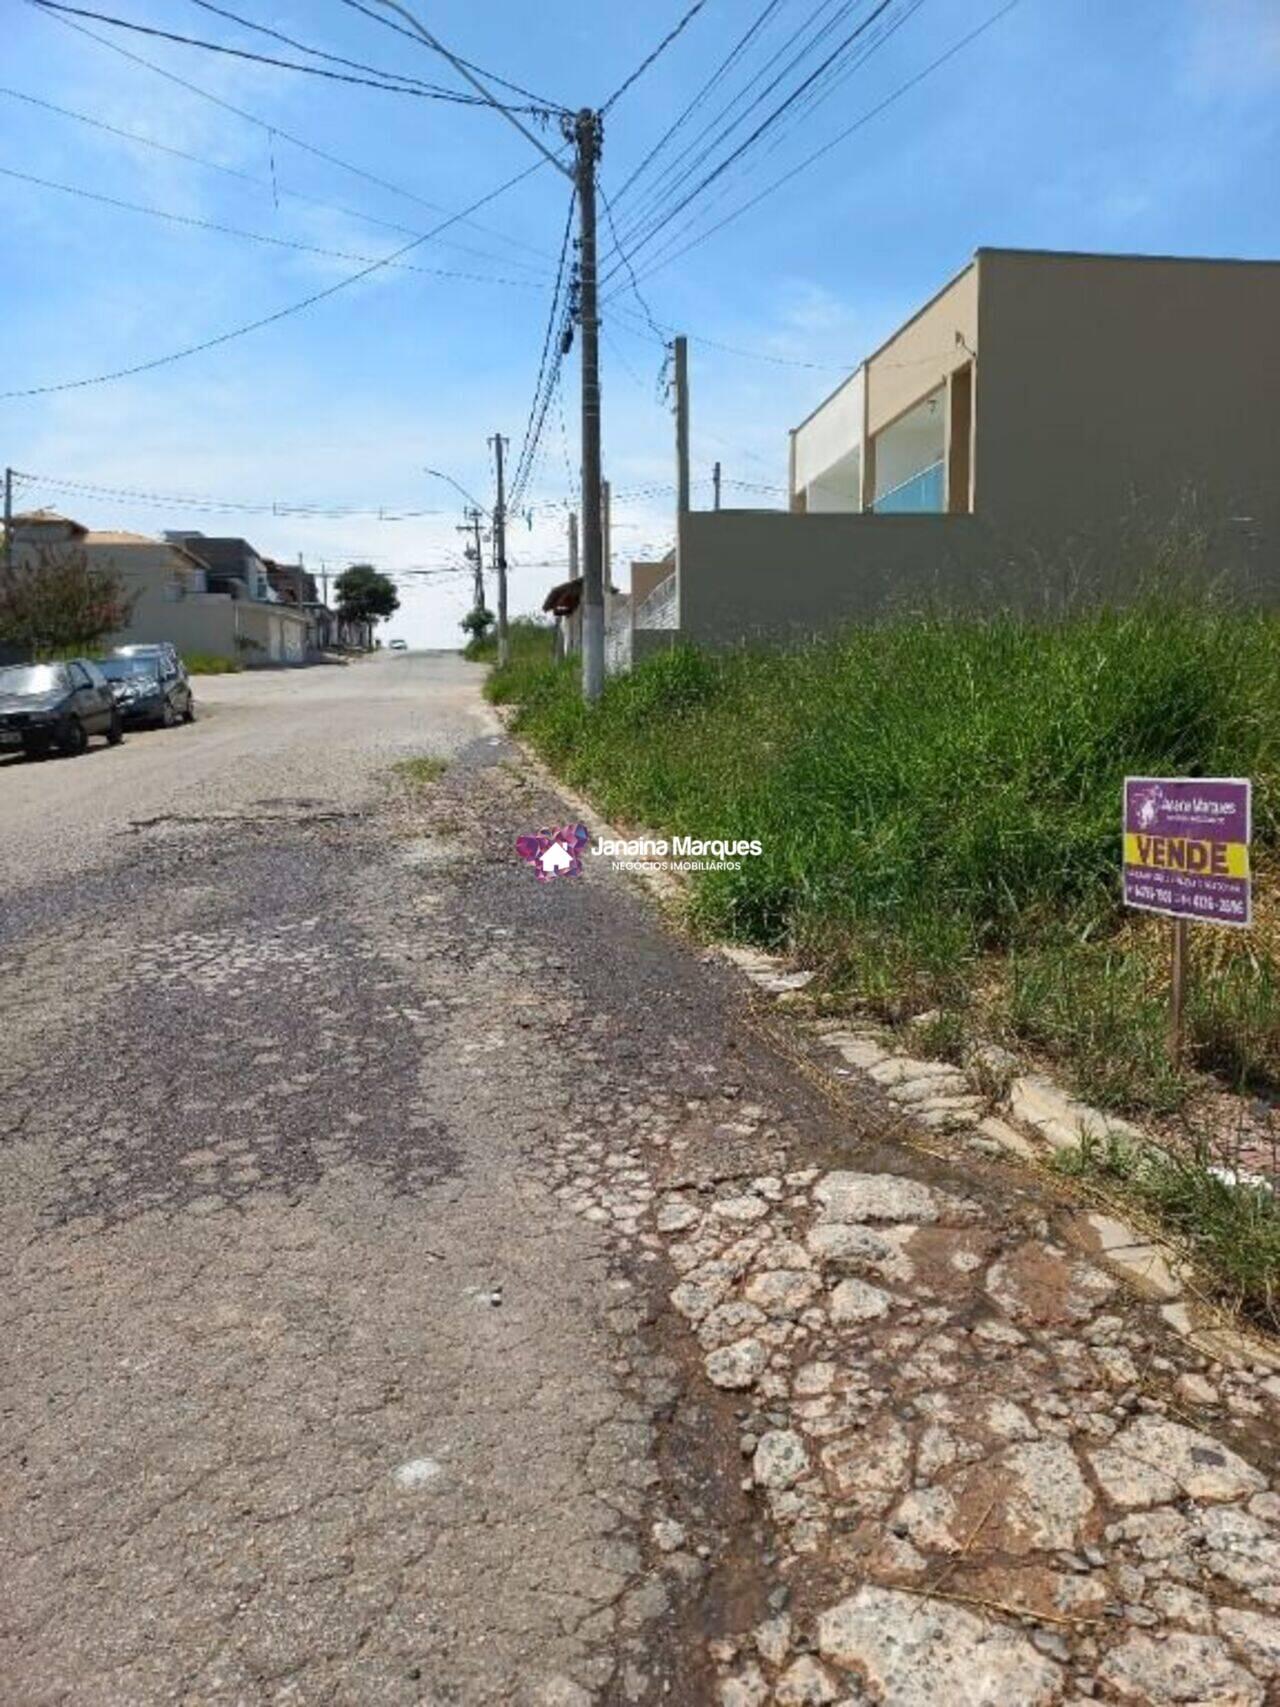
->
[99,658,160,682]
[0,664,68,696]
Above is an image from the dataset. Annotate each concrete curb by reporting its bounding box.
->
[496,710,1280,1375]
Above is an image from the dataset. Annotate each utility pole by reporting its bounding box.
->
[568,509,580,580]
[570,107,605,704]
[674,335,691,519]
[601,477,612,620]
[490,433,509,667]
[713,460,722,511]
[458,509,485,612]
[367,6,598,705]
[3,466,13,574]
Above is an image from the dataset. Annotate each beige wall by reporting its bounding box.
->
[105,592,239,659]
[866,263,977,438]
[677,510,995,647]
[631,559,673,604]
[675,501,1280,652]
[973,249,1280,570]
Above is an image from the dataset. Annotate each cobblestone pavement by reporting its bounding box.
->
[4,655,1280,1705]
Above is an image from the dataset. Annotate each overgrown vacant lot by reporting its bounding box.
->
[490,607,1280,1123]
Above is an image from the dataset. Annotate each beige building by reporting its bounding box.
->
[8,510,310,664]
[641,248,1280,652]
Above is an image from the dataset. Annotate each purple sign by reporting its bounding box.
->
[1123,777,1251,928]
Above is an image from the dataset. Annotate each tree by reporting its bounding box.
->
[0,544,135,660]
[335,563,399,627]
[459,607,495,642]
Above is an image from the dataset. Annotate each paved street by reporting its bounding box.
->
[5,654,1280,1707]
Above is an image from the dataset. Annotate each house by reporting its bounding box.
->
[643,248,1280,652]
[7,512,310,664]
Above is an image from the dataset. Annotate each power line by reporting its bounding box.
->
[609,0,787,209]
[181,0,496,99]
[334,0,567,113]
[612,304,853,370]
[606,0,860,254]
[337,0,569,176]
[26,0,517,102]
[621,0,1022,290]
[28,3,556,270]
[610,0,927,286]
[605,0,902,282]
[8,470,446,518]
[0,153,553,399]
[602,0,712,113]
[0,84,551,277]
[0,162,551,290]
[508,189,578,512]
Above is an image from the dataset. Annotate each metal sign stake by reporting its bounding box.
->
[1169,915,1189,1067]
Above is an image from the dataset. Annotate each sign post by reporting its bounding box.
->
[1122,777,1252,1066]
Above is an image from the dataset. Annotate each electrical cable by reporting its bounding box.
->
[0,163,552,289]
[26,0,520,102]
[0,153,554,398]
[182,0,494,98]
[335,0,566,113]
[0,85,551,276]
[620,0,1022,290]
[602,0,711,113]
[605,0,901,281]
[27,2,557,268]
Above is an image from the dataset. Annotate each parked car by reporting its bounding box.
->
[113,641,182,673]
[0,659,123,757]
[100,654,195,728]
[389,639,409,651]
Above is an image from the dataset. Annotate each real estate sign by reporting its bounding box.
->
[1123,777,1251,928]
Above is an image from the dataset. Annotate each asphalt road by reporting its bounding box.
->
[6,652,1280,1707]
[1,653,716,1705]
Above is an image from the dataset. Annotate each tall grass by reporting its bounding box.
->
[492,602,1280,1113]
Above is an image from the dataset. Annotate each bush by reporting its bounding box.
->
[182,652,242,675]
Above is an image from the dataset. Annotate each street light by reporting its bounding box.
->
[423,467,489,517]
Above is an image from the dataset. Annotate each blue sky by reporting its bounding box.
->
[2,0,1278,644]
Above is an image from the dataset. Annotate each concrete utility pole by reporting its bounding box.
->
[490,433,509,667]
[601,477,612,619]
[367,5,601,708]
[713,460,722,511]
[3,466,13,574]
[674,335,691,519]
[571,107,605,704]
[568,510,580,581]
[458,509,485,613]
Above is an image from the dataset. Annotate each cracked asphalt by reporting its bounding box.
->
[5,652,1280,1707]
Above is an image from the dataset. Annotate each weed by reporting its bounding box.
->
[487,600,1280,1117]
[1057,1130,1280,1332]
[392,755,448,788]
[181,652,242,675]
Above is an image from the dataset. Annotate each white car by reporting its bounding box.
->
[389,639,409,652]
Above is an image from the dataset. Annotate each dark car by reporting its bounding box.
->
[0,660,123,758]
[100,654,195,729]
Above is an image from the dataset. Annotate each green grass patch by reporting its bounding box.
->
[182,651,243,675]
[391,755,448,788]
[487,599,1280,1117]
[1057,1129,1280,1332]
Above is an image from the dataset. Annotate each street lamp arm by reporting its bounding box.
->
[423,467,489,516]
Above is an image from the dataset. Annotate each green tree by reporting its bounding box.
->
[335,563,399,627]
[0,545,135,660]
[460,607,495,642]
